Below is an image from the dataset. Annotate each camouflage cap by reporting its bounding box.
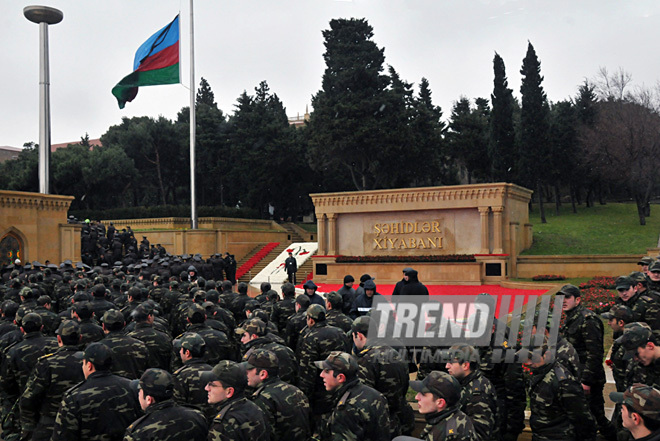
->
[638,256,655,266]
[314,351,358,375]
[19,286,35,299]
[102,309,125,326]
[56,320,80,338]
[616,276,635,291]
[409,370,462,406]
[610,384,660,421]
[601,305,634,322]
[629,271,647,285]
[22,312,42,329]
[649,261,660,273]
[242,348,279,370]
[78,342,113,369]
[234,318,267,337]
[187,303,206,321]
[73,301,93,318]
[295,295,311,308]
[173,332,206,353]
[139,368,174,400]
[351,316,373,336]
[558,284,581,297]
[306,304,326,321]
[445,344,481,364]
[199,360,247,391]
[617,322,653,360]
[325,291,343,308]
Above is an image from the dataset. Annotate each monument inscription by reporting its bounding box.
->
[371,220,443,251]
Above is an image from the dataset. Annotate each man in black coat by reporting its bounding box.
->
[284,252,298,285]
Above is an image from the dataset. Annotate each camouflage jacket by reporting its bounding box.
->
[19,345,85,441]
[526,361,597,441]
[172,358,215,420]
[270,297,296,335]
[617,292,660,330]
[101,331,150,380]
[560,305,606,386]
[123,400,207,441]
[554,335,583,381]
[250,376,311,441]
[609,336,628,392]
[321,378,391,441]
[52,370,141,441]
[457,370,497,441]
[184,323,235,366]
[355,342,410,437]
[2,331,58,396]
[78,318,105,346]
[297,321,349,414]
[419,405,477,441]
[208,395,270,441]
[128,322,173,371]
[285,310,307,351]
[325,309,353,333]
[242,336,298,386]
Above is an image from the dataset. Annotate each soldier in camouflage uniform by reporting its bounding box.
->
[351,315,414,437]
[518,340,597,441]
[179,304,235,368]
[646,261,660,294]
[171,332,215,419]
[52,342,141,441]
[201,360,270,441]
[531,312,583,380]
[444,344,497,441]
[609,384,660,440]
[270,282,296,335]
[243,348,311,441]
[324,292,353,333]
[285,295,310,351]
[71,301,104,346]
[315,351,391,441]
[618,325,660,389]
[296,304,350,430]
[559,284,616,440]
[128,304,172,371]
[236,318,298,386]
[601,305,634,391]
[100,309,149,379]
[408,370,477,441]
[19,320,85,441]
[612,276,659,330]
[124,368,207,441]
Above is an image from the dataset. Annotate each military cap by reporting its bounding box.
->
[56,320,80,337]
[306,304,326,321]
[616,276,635,291]
[638,256,654,266]
[19,286,35,299]
[251,310,269,323]
[325,291,343,308]
[73,301,92,315]
[73,292,91,302]
[200,360,247,390]
[37,295,52,306]
[601,304,634,322]
[610,384,660,421]
[649,261,660,273]
[617,322,653,360]
[281,282,295,296]
[188,303,206,321]
[22,312,43,328]
[314,351,358,375]
[244,299,260,312]
[363,279,377,291]
[78,342,113,369]
[242,348,279,370]
[101,309,125,326]
[359,274,373,283]
[558,284,581,297]
[132,304,152,322]
[303,280,317,290]
[343,275,355,284]
[409,370,462,406]
[139,368,174,400]
[629,271,647,285]
[351,316,373,336]
[234,318,267,336]
[173,332,206,353]
[295,295,310,307]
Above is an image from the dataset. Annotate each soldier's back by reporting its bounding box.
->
[251,378,311,441]
[124,400,207,441]
[209,396,269,441]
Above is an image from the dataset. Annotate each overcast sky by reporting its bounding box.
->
[2,0,659,148]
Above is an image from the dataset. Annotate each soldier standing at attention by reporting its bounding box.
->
[171,333,215,419]
[201,360,269,441]
[243,348,311,441]
[284,252,297,285]
[559,284,617,441]
[52,342,141,441]
[124,368,207,441]
[316,351,391,441]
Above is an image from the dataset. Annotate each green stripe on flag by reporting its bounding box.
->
[112,63,180,109]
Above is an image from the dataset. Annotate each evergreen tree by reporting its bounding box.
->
[548,100,577,214]
[488,52,517,183]
[446,97,490,184]
[519,42,550,223]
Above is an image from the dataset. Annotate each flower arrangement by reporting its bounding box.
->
[532,274,567,281]
[335,255,476,263]
[579,276,616,290]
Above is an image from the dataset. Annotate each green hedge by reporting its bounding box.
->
[336,255,476,263]
[69,205,260,221]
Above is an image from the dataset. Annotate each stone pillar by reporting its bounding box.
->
[509,222,519,278]
[492,206,504,254]
[478,207,490,254]
[317,214,327,255]
[327,213,337,255]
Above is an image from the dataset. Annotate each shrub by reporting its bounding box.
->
[579,276,616,290]
[532,274,566,281]
[335,255,476,263]
[69,205,260,222]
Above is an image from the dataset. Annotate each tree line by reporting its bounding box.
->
[3,18,660,225]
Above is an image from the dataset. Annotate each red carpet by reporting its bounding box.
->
[301,283,549,318]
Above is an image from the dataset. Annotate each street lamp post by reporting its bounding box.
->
[24,5,63,195]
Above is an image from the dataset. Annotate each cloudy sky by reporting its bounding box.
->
[2,0,659,148]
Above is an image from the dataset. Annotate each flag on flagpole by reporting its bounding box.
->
[112,15,180,109]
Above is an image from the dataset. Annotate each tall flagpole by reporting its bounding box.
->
[189,0,197,229]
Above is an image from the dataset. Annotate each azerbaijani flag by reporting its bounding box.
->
[112,15,180,109]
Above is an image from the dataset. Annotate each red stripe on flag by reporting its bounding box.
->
[137,41,179,73]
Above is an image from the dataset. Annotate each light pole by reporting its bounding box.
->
[24,5,63,195]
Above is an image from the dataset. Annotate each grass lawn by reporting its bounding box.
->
[522,202,660,255]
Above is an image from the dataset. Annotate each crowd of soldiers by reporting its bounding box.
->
[0,258,657,441]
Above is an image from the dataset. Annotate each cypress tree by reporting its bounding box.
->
[488,53,517,183]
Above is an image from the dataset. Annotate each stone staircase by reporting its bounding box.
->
[280,222,307,242]
[237,243,289,283]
